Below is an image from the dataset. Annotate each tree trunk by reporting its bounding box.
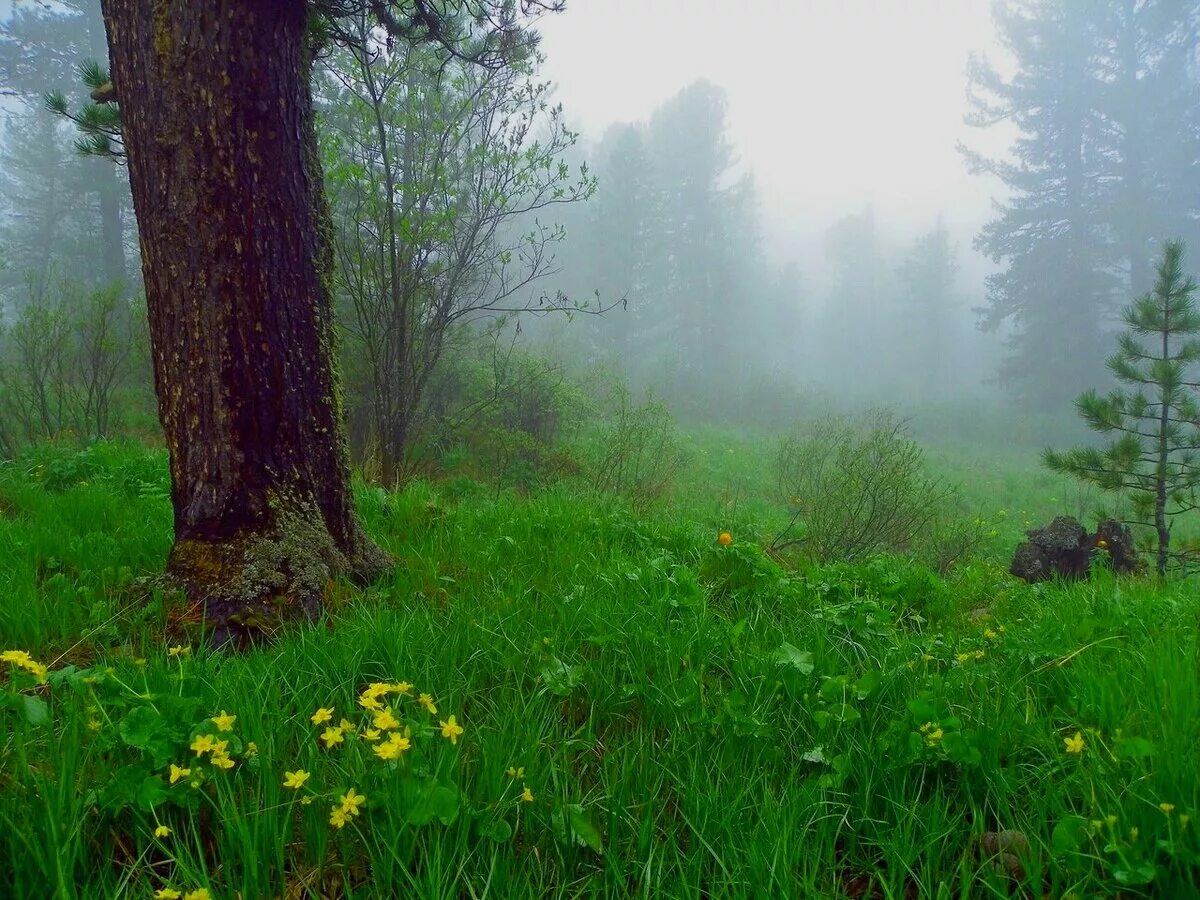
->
[101,0,391,644]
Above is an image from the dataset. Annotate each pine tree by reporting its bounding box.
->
[896,218,959,397]
[1044,241,1200,576]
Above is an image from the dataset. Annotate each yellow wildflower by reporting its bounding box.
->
[154,824,171,838]
[210,710,236,732]
[419,693,437,714]
[1064,732,1085,755]
[506,766,525,779]
[440,714,464,744]
[373,733,411,760]
[373,708,400,731]
[520,786,534,802]
[245,742,258,757]
[87,719,101,732]
[920,653,934,662]
[955,652,971,664]
[339,718,356,733]
[1180,815,1190,830]
[311,707,334,726]
[154,890,182,900]
[718,531,733,546]
[283,769,310,790]
[926,727,944,745]
[388,681,413,696]
[190,735,215,756]
[167,645,190,657]
[329,807,348,829]
[169,764,191,785]
[1106,815,1118,828]
[362,728,382,742]
[358,693,383,711]
[983,628,998,640]
[134,658,147,667]
[183,889,211,900]
[300,795,312,806]
[210,752,234,770]
[320,726,345,749]
[1130,827,1139,841]
[1160,803,1176,814]
[339,788,367,816]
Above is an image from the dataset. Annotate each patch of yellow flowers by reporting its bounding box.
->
[1,649,49,682]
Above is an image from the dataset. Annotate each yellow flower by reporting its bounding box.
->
[169,764,191,785]
[87,719,101,731]
[300,795,312,806]
[329,807,349,829]
[419,693,438,714]
[362,728,382,742]
[154,824,171,838]
[154,890,182,900]
[1105,815,1118,828]
[358,693,384,711]
[920,653,934,662]
[440,714,464,744]
[339,787,367,816]
[1180,815,1190,830]
[245,742,258,757]
[973,649,985,660]
[184,889,211,900]
[283,769,310,790]
[134,658,147,667]
[373,708,400,731]
[983,628,998,640]
[1160,803,1176,814]
[717,531,733,546]
[167,645,190,657]
[311,707,334,725]
[320,726,345,748]
[339,718,357,733]
[955,652,971,664]
[210,710,236,732]
[211,752,234,770]
[0,650,31,665]
[373,733,411,760]
[190,735,215,756]
[1130,827,1139,841]
[388,681,414,696]
[506,766,525,779]
[926,727,944,745]
[520,786,534,803]
[1064,732,1085,755]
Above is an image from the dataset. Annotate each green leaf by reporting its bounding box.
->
[479,818,513,842]
[565,804,603,853]
[21,695,50,727]
[1112,863,1157,885]
[772,643,814,674]
[403,778,461,827]
[1051,815,1090,855]
[1115,736,1156,760]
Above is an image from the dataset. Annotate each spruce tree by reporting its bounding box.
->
[1044,241,1200,576]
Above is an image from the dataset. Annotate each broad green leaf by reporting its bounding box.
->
[772,643,814,674]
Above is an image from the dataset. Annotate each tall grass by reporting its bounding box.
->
[1,440,1197,897]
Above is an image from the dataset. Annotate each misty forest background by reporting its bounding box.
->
[7,0,1200,462]
[6,2,1200,898]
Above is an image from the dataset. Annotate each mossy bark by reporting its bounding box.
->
[101,0,391,645]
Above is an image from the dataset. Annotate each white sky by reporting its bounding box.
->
[538,0,1010,268]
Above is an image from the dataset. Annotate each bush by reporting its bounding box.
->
[580,383,683,510]
[772,410,954,562]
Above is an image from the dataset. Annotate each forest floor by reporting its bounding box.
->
[1,434,1198,898]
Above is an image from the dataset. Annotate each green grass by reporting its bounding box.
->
[1,438,1199,898]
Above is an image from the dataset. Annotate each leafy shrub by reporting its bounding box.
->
[580,383,683,510]
[772,410,954,562]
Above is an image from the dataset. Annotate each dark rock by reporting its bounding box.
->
[1093,518,1142,574]
[1010,516,1090,582]
[1011,516,1143,583]
[980,830,1030,881]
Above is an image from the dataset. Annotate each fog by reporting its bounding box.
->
[2,0,1199,456]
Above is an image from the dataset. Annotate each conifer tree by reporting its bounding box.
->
[1044,241,1200,576]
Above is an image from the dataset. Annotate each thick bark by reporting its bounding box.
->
[101,0,391,644]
